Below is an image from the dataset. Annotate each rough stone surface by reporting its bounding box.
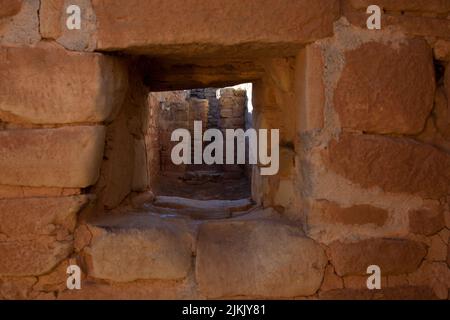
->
[85,219,193,282]
[0,45,128,124]
[0,0,40,46]
[297,44,325,132]
[92,0,339,55]
[329,238,427,276]
[95,111,134,209]
[196,219,327,298]
[326,134,450,199]
[0,196,88,277]
[434,40,450,61]
[320,265,344,292]
[39,0,97,51]
[0,195,88,239]
[0,126,106,188]
[343,3,450,40]
[312,200,388,227]
[407,261,450,299]
[426,234,448,262]
[0,277,36,299]
[334,39,435,134]
[409,204,445,236]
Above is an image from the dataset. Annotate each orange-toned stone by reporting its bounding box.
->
[409,205,445,236]
[196,220,327,298]
[297,44,325,133]
[326,134,450,199]
[0,0,40,46]
[342,3,450,40]
[0,45,128,124]
[0,126,106,188]
[0,0,22,18]
[92,0,339,55]
[320,265,344,292]
[313,200,388,227]
[0,196,88,239]
[334,39,435,134]
[329,238,427,276]
[434,40,450,61]
[0,277,36,300]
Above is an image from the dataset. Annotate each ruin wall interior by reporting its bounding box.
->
[0,0,450,300]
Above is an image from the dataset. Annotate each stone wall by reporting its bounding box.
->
[0,0,449,300]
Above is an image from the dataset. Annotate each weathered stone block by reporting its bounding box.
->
[0,195,88,240]
[0,238,72,277]
[86,219,193,282]
[325,134,450,199]
[0,126,106,188]
[329,238,427,276]
[0,45,128,124]
[0,0,22,18]
[312,200,388,227]
[91,0,339,54]
[196,220,327,298]
[297,44,325,132]
[0,0,40,46]
[334,39,435,134]
[0,195,88,276]
[409,204,445,236]
[39,0,97,51]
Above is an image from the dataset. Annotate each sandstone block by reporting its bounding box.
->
[320,265,344,292]
[0,238,72,277]
[434,40,450,61]
[0,196,88,276]
[426,234,448,262]
[409,204,445,236]
[91,0,339,54]
[344,6,450,40]
[297,44,325,132]
[0,45,128,124]
[0,195,88,240]
[0,277,36,299]
[0,126,106,188]
[95,111,134,209]
[196,220,327,298]
[334,39,435,134]
[132,139,148,192]
[312,200,388,227]
[86,221,192,282]
[39,0,97,51]
[329,238,427,276]
[326,134,450,199]
[407,261,450,299]
[0,0,40,46]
